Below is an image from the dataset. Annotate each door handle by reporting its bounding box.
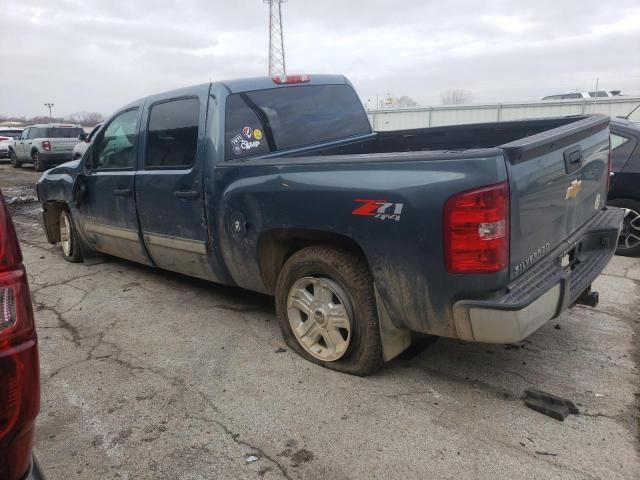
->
[174,190,199,199]
[113,188,132,197]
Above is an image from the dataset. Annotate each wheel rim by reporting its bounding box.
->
[10,152,16,165]
[287,277,353,362]
[618,208,640,251]
[33,153,39,169]
[60,212,72,256]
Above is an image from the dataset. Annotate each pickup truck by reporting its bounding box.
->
[36,74,623,375]
[10,123,84,171]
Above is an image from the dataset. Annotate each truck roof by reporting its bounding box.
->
[122,74,351,111]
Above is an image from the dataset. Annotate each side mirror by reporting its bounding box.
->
[78,133,88,142]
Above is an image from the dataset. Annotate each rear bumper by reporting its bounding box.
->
[453,207,624,343]
[39,152,72,164]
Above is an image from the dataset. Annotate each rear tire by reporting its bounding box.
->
[609,199,640,256]
[32,151,45,172]
[10,150,20,168]
[275,245,383,376]
[59,209,82,263]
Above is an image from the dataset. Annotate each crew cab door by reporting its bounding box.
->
[76,107,151,265]
[135,86,217,280]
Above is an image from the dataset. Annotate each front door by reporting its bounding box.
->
[77,107,151,265]
[135,86,217,280]
[15,128,28,160]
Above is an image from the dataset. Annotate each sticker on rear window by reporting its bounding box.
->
[230,131,262,155]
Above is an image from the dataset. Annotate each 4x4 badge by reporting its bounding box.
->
[352,199,404,222]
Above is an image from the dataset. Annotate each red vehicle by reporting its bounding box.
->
[0,192,44,480]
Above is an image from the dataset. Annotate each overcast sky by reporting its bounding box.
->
[2,0,640,117]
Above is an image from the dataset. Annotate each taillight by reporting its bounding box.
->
[0,193,39,480]
[42,141,51,152]
[272,74,311,84]
[0,137,8,141]
[444,181,509,273]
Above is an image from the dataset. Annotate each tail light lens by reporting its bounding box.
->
[0,193,39,480]
[444,181,509,273]
[42,141,51,152]
[272,74,311,84]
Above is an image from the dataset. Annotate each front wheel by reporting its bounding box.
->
[10,150,20,168]
[32,151,45,172]
[275,246,383,376]
[59,209,82,262]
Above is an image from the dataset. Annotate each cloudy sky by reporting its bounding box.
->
[2,0,640,118]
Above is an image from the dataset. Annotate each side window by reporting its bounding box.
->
[20,129,29,140]
[611,133,629,150]
[224,94,271,160]
[145,98,199,168]
[93,109,138,170]
[611,133,636,172]
[27,128,38,140]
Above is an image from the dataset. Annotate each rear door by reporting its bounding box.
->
[76,107,151,265]
[135,85,216,280]
[502,115,610,279]
[47,126,83,157]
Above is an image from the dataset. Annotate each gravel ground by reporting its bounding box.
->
[1,163,638,479]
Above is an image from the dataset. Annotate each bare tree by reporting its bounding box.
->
[69,111,105,126]
[440,89,472,105]
[394,96,419,108]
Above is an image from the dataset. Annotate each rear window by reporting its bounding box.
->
[224,84,371,160]
[0,130,22,137]
[46,127,84,138]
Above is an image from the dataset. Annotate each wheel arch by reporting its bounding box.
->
[41,200,68,243]
[257,228,370,295]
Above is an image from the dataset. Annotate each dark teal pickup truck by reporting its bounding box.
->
[36,74,623,375]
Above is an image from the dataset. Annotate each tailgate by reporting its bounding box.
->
[501,114,610,280]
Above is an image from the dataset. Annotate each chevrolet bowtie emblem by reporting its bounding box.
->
[565,179,582,200]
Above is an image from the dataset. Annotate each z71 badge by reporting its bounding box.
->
[352,199,404,222]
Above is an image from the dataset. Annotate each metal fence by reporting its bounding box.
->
[367,96,640,131]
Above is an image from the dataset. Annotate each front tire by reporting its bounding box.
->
[32,151,45,172]
[59,209,82,262]
[275,246,383,376]
[10,150,20,168]
[609,199,640,256]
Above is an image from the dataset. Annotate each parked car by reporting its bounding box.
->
[9,123,84,171]
[0,192,44,479]
[608,117,640,255]
[542,90,622,100]
[72,123,103,160]
[0,128,23,160]
[36,75,622,375]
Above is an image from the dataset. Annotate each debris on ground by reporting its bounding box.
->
[275,347,287,353]
[245,455,259,463]
[523,388,579,421]
[535,451,559,456]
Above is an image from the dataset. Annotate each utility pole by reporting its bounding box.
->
[44,103,54,121]
[263,0,286,77]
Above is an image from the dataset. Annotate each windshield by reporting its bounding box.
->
[0,129,22,137]
[627,104,640,123]
[46,127,84,138]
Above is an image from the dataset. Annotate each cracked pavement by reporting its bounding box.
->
[1,164,639,479]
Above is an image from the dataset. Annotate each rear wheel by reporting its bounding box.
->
[32,151,45,172]
[275,246,383,376]
[609,198,640,256]
[59,209,82,262]
[9,150,20,168]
